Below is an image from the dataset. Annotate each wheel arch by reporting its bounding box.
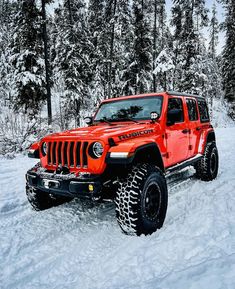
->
[199,129,216,154]
[132,143,165,172]
[106,142,165,172]
[206,130,216,144]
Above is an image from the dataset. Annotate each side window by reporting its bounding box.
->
[167,98,184,123]
[186,98,198,121]
[197,99,210,123]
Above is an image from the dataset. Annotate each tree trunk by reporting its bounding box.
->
[107,0,117,99]
[41,0,52,126]
[67,0,73,26]
[164,71,167,91]
[153,0,157,92]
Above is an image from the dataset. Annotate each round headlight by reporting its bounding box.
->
[92,142,104,158]
[42,142,47,156]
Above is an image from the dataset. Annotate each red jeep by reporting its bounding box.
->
[26,91,219,235]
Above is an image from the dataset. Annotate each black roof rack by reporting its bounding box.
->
[166,91,204,99]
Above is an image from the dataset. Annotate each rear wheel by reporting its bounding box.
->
[115,163,168,236]
[195,141,219,181]
[26,184,73,211]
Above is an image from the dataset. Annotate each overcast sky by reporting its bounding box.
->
[48,0,225,54]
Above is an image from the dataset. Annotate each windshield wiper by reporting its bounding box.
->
[97,118,114,126]
[115,117,140,123]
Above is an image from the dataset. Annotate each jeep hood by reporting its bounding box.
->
[42,122,159,144]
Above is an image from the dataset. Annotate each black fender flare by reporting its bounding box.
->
[106,142,165,172]
[206,131,216,144]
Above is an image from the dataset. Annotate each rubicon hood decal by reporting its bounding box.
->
[118,129,154,140]
[42,124,158,144]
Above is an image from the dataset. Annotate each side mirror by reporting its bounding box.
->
[167,109,182,125]
[84,116,93,126]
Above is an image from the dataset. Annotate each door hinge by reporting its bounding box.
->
[162,152,169,158]
[182,129,190,134]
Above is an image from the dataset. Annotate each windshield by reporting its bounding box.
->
[94,96,163,122]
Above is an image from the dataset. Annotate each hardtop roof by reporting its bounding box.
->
[101,91,205,103]
[166,91,204,99]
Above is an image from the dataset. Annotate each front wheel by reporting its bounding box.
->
[195,141,219,181]
[115,164,168,236]
[26,184,73,211]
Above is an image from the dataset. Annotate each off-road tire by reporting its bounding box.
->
[115,163,168,236]
[195,141,219,181]
[26,184,73,211]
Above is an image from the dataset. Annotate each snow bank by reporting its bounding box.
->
[0,128,235,289]
[211,99,235,128]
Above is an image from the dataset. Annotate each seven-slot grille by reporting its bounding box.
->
[46,141,89,168]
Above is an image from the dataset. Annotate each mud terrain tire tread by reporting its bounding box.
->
[26,184,72,211]
[195,141,219,181]
[115,163,168,236]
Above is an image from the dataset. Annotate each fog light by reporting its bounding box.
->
[88,184,94,192]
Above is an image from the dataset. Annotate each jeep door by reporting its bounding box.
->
[185,97,201,158]
[165,97,190,166]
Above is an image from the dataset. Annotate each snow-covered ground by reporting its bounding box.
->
[1,127,235,289]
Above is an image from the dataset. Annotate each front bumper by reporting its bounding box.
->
[26,169,103,199]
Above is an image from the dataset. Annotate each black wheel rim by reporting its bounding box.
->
[144,182,161,221]
[210,151,217,175]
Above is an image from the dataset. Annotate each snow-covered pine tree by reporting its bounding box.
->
[207,2,222,116]
[171,0,208,94]
[88,0,126,100]
[105,0,118,98]
[130,0,153,94]
[88,0,153,98]
[0,0,14,108]
[153,48,175,91]
[10,0,46,117]
[209,2,219,59]
[53,0,92,127]
[87,0,107,101]
[0,0,11,26]
[221,0,235,118]
[112,0,134,96]
[41,0,53,125]
[152,0,174,91]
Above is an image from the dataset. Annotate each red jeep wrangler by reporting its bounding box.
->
[26,91,219,235]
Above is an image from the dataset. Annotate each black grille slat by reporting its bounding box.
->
[58,142,62,165]
[70,142,74,167]
[64,142,68,166]
[48,142,52,164]
[76,142,81,167]
[52,142,57,165]
[47,141,90,169]
[83,142,89,167]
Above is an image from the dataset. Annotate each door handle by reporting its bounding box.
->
[196,127,201,131]
[182,129,190,134]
